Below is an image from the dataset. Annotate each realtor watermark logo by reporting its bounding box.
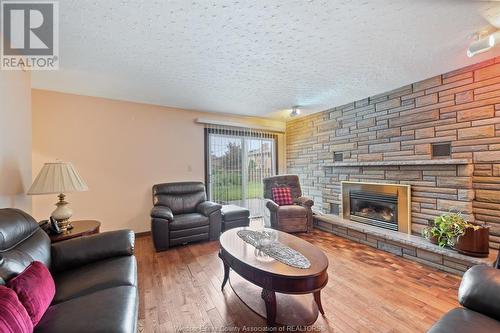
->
[1,0,59,70]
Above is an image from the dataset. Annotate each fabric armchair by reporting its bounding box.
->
[150,181,222,251]
[263,175,314,233]
[295,196,314,207]
[266,199,280,212]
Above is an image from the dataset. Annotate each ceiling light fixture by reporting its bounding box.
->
[467,31,500,57]
[290,106,301,117]
[488,31,500,49]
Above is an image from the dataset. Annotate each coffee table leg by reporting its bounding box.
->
[314,290,325,315]
[220,258,230,291]
[261,289,277,326]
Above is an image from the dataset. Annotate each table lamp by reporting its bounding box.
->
[28,162,88,231]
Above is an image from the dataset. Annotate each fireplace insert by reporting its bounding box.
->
[349,191,398,231]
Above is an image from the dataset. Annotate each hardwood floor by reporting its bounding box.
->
[136,229,461,333]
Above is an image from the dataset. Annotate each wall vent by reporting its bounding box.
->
[334,152,343,162]
[432,142,451,157]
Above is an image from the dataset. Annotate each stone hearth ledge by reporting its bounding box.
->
[314,214,497,275]
[322,159,470,167]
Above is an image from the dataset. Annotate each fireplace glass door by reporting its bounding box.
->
[349,191,398,231]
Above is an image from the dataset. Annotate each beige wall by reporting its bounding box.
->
[32,89,285,233]
[0,71,32,212]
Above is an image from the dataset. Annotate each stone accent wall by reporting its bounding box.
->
[286,58,500,249]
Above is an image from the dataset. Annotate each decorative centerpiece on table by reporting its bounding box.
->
[422,210,489,257]
[237,228,311,269]
[252,229,278,262]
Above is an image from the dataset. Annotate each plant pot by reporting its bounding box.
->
[428,234,439,245]
[455,226,490,258]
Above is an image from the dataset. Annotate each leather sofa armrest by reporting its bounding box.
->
[51,230,135,273]
[151,206,174,221]
[295,196,314,207]
[458,265,500,320]
[197,201,222,216]
[266,199,279,212]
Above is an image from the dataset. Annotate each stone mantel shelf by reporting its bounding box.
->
[323,159,471,168]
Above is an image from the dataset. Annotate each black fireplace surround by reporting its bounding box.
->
[349,191,398,231]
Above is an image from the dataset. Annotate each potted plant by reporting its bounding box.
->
[422,211,489,257]
[455,224,490,258]
[422,212,465,248]
[422,225,440,245]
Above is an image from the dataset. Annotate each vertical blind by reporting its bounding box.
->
[205,123,277,218]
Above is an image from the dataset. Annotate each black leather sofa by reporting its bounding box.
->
[0,208,138,333]
[428,263,500,333]
[150,181,222,251]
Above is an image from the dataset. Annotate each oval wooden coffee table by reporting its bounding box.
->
[219,227,329,327]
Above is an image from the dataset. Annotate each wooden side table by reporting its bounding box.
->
[49,220,101,243]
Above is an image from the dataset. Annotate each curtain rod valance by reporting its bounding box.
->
[195,118,285,133]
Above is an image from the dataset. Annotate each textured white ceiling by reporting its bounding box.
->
[31,0,500,118]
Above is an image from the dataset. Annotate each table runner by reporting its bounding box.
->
[237,229,311,269]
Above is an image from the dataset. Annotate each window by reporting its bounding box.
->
[205,126,277,217]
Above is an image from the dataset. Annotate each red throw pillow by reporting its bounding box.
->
[272,187,294,206]
[7,261,55,326]
[0,285,33,333]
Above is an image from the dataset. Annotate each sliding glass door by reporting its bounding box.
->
[205,127,277,217]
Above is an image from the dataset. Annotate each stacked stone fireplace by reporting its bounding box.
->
[341,181,410,233]
[287,58,500,250]
[326,161,473,238]
[349,190,398,230]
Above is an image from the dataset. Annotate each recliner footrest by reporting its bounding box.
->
[221,205,250,232]
[170,233,209,246]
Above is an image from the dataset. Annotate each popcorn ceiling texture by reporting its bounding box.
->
[32,0,500,116]
[287,58,500,249]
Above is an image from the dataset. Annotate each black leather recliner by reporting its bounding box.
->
[0,208,138,333]
[150,181,222,251]
[427,262,500,333]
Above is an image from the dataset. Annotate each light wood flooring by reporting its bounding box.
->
[136,229,462,333]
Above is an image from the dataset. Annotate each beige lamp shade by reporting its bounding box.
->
[28,162,89,195]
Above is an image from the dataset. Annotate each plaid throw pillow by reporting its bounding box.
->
[272,187,293,206]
